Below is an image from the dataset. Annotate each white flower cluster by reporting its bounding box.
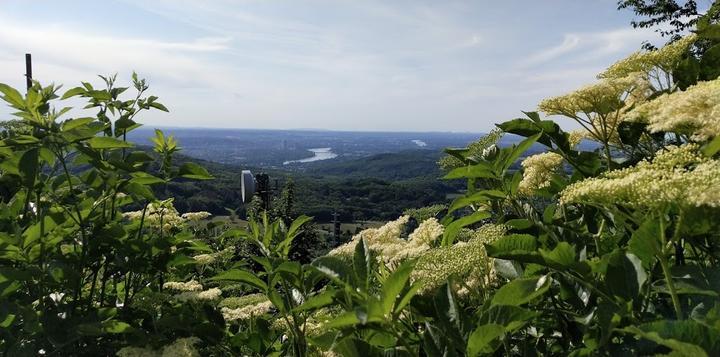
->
[599,34,697,83]
[412,224,506,293]
[538,73,649,145]
[116,337,201,357]
[219,294,273,322]
[123,200,214,233]
[174,288,222,302]
[221,300,273,322]
[162,280,202,292]
[181,211,211,221]
[560,144,720,209]
[518,152,565,195]
[192,246,235,266]
[623,79,720,141]
[123,200,184,233]
[328,216,445,266]
[162,280,222,302]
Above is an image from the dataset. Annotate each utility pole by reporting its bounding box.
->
[332,211,341,242]
[25,53,32,91]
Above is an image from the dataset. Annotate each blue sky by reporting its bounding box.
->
[0,1,673,131]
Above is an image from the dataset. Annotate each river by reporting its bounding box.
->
[283,147,338,165]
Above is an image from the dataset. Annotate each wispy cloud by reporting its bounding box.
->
[0,1,668,131]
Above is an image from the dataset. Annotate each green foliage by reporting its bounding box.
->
[2,5,720,355]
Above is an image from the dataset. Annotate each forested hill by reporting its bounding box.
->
[162,149,457,221]
[299,150,443,180]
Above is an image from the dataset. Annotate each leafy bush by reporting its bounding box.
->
[2,3,720,356]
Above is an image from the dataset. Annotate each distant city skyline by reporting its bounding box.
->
[0,1,672,131]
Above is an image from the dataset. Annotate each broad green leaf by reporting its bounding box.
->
[467,324,505,356]
[442,210,490,246]
[605,250,647,301]
[210,269,267,291]
[61,86,86,99]
[444,161,496,180]
[0,83,25,108]
[622,319,720,356]
[61,117,95,131]
[19,148,39,187]
[323,311,361,329]
[485,234,538,260]
[380,261,415,316]
[628,217,662,270]
[179,162,213,180]
[702,135,720,157]
[448,190,506,213]
[294,289,336,312]
[492,275,551,306]
[353,238,372,293]
[76,320,134,336]
[477,305,538,332]
[87,136,133,149]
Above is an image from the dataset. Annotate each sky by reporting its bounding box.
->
[0,0,679,132]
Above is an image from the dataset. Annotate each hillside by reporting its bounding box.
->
[300,149,443,180]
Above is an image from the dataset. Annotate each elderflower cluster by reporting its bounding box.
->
[599,34,697,80]
[568,130,587,148]
[192,246,235,266]
[623,79,720,141]
[560,144,720,209]
[181,211,211,221]
[329,216,445,266]
[174,288,222,302]
[518,152,565,195]
[539,74,649,145]
[412,224,506,293]
[219,294,273,321]
[116,337,201,357]
[163,280,202,292]
[123,200,184,232]
[221,300,273,322]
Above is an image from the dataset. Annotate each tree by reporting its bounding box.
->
[617,0,716,47]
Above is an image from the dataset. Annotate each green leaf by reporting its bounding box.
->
[210,269,267,291]
[353,238,372,293]
[380,261,415,316]
[122,182,155,200]
[130,172,166,185]
[467,324,505,356]
[442,210,491,246]
[179,162,213,180]
[149,101,169,112]
[701,135,720,157]
[622,319,720,356]
[491,275,551,306]
[628,217,662,270]
[19,148,39,187]
[0,83,25,108]
[61,86,86,99]
[294,289,336,312]
[605,250,647,301]
[76,320,134,336]
[476,305,538,332]
[443,161,496,180]
[61,117,95,131]
[485,234,537,260]
[497,133,541,173]
[323,311,361,329]
[87,136,133,149]
[448,190,506,213]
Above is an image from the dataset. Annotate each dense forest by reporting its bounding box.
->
[161,149,460,221]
